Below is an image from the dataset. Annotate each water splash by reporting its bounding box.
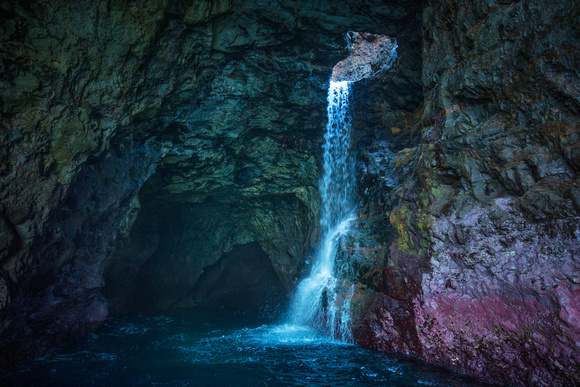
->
[288,81,356,341]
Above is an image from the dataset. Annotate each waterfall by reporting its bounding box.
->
[288,80,356,341]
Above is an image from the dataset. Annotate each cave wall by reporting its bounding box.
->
[2,0,577,384]
[347,0,580,386]
[414,2,580,384]
[0,0,422,367]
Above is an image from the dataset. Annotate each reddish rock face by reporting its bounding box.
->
[346,0,580,385]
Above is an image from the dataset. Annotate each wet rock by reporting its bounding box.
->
[348,0,580,385]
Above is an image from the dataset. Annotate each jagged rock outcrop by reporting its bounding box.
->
[345,0,580,386]
[0,0,422,367]
[331,32,398,82]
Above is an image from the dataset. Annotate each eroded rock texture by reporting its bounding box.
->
[0,0,421,368]
[331,32,398,82]
[346,0,580,386]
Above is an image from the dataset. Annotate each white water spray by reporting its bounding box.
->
[288,81,356,341]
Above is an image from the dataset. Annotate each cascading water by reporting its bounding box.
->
[288,80,356,341]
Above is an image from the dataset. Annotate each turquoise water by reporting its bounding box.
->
[1,308,490,386]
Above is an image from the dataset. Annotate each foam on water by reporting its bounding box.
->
[0,310,490,386]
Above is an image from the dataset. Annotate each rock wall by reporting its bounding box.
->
[0,0,422,367]
[348,0,580,386]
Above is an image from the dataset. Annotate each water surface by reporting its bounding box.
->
[1,308,491,386]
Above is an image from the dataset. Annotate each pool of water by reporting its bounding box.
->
[1,308,490,386]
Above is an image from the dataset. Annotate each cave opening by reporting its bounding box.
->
[102,193,306,317]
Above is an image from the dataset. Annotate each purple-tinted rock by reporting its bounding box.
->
[347,0,580,385]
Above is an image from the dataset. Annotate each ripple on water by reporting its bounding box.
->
[0,309,492,387]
